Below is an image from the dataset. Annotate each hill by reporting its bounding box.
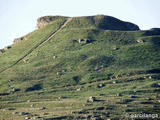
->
[0,15,160,120]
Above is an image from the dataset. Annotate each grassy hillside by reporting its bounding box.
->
[0,15,160,120]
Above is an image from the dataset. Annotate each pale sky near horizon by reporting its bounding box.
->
[0,0,160,49]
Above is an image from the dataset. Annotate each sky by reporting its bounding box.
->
[0,0,160,49]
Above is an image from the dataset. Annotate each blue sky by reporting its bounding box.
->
[0,0,160,49]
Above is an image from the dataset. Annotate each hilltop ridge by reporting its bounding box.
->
[0,15,160,120]
[36,15,140,31]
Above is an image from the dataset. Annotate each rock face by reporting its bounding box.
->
[36,16,67,29]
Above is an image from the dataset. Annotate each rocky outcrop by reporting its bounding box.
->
[13,37,27,44]
[4,46,11,50]
[36,16,67,29]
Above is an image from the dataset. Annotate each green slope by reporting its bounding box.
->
[0,15,160,120]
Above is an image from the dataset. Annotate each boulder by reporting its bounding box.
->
[12,88,20,92]
[112,81,116,84]
[136,39,144,43]
[87,96,96,102]
[78,38,90,44]
[12,112,18,115]
[116,93,122,97]
[97,83,105,88]
[76,87,81,91]
[53,56,57,59]
[40,106,46,110]
[149,76,152,79]
[25,117,30,119]
[30,104,34,107]
[113,47,119,50]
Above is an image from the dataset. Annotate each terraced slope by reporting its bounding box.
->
[0,15,160,120]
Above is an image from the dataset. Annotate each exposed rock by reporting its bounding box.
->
[136,39,144,43]
[36,16,66,29]
[53,56,57,59]
[113,47,119,50]
[56,72,60,75]
[112,81,116,84]
[12,88,20,92]
[78,38,90,44]
[9,79,13,82]
[97,83,105,88]
[58,96,61,100]
[116,93,122,97]
[14,37,27,44]
[12,112,18,114]
[4,46,11,50]
[100,65,105,68]
[147,97,153,100]
[37,16,54,29]
[62,69,66,72]
[30,104,34,107]
[23,59,29,64]
[87,96,96,102]
[32,116,41,119]
[76,87,81,91]
[133,89,137,93]
[40,106,46,110]
[25,117,30,119]
[149,76,152,79]
[90,116,99,120]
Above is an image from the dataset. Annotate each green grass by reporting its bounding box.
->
[0,15,160,120]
